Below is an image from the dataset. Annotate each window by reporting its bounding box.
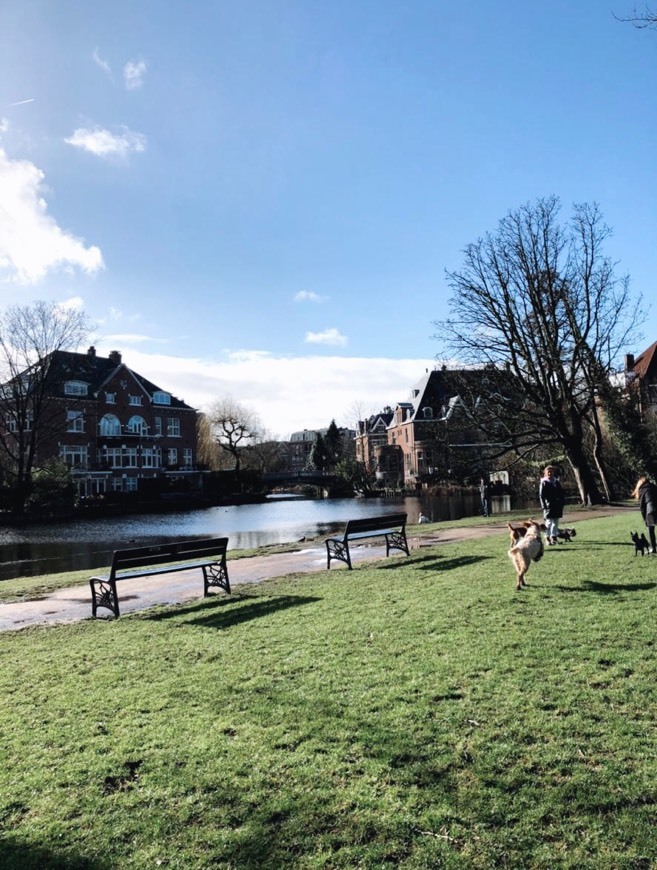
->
[5,414,17,433]
[124,448,138,467]
[102,447,123,468]
[25,411,33,431]
[60,445,88,468]
[422,407,433,419]
[128,395,143,406]
[105,392,116,404]
[67,410,85,433]
[153,391,171,405]
[182,448,193,467]
[154,416,163,437]
[167,417,180,437]
[99,414,121,436]
[167,447,178,466]
[126,415,148,436]
[125,476,138,492]
[64,380,88,396]
[141,447,161,469]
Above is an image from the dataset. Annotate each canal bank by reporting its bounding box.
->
[0,504,632,633]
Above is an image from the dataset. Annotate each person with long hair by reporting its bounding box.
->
[632,475,657,554]
[539,465,565,545]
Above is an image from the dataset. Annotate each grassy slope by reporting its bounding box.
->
[1,512,656,868]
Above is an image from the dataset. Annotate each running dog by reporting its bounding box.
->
[631,531,650,556]
[556,527,577,543]
[508,520,544,590]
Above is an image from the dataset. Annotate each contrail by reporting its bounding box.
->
[9,98,35,107]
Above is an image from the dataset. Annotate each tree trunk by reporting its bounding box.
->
[564,439,604,505]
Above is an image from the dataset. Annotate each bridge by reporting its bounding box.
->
[261,470,339,489]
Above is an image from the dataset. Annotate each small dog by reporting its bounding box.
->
[631,531,650,556]
[508,520,545,590]
[507,521,546,546]
[557,527,576,543]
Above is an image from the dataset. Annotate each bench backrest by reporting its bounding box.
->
[111,537,229,577]
[344,513,407,536]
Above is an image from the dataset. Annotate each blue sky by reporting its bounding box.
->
[1,1,655,437]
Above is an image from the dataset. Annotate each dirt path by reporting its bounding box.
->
[0,504,635,633]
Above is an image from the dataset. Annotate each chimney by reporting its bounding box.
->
[109,350,122,365]
[625,353,635,371]
[87,345,96,357]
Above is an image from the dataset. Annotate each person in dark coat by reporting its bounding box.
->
[633,476,657,554]
[539,465,565,545]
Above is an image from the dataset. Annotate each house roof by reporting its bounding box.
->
[44,349,195,411]
[391,368,493,425]
[631,342,657,380]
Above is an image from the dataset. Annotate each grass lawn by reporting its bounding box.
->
[1,511,656,868]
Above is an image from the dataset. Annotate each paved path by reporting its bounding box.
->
[0,505,633,633]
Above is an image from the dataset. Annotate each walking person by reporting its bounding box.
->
[632,475,657,554]
[539,466,565,545]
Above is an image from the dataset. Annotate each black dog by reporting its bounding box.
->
[557,527,577,543]
[631,531,650,556]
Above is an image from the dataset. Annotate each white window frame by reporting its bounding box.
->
[182,448,193,468]
[105,392,116,404]
[60,445,88,469]
[67,410,85,433]
[127,415,148,436]
[99,414,121,436]
[167,417,181,437]
[153,391,171,405]
[128,395,143,406]
[64,380,88,396]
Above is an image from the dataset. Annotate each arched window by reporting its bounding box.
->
[127,415,148,436]
[99,414,121,436]
[422,407,433,419]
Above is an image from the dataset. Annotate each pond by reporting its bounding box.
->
[0,491,516,580]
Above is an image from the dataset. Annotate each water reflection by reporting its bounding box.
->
[0,491,513,580]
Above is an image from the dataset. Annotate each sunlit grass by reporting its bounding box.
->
[1,511,654,867]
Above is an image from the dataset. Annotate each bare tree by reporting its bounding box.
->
[615,5,657,27]
[205,398,264,472]
[434,197,640,505]
[0,300,93,512]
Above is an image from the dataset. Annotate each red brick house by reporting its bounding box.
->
[624,342,657,417]
[8,346,198,497]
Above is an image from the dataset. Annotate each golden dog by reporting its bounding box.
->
[508,520,544,591]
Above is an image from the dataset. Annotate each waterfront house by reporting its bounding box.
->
[2,346,198,498]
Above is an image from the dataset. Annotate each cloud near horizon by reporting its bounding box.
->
[65,126,146,159]
[0,147,104,284]
[93,345,433,438]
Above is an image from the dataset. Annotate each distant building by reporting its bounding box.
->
[623,343,657,417]
[2,346,198,497]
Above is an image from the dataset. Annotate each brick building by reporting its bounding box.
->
[5,346,198,497]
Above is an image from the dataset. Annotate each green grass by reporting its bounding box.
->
[1,512,656,868]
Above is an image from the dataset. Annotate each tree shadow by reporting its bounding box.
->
[553,580,657,595]
[0,837,105,869]
[144,593,322,629]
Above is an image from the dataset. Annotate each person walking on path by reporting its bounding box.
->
[632,475,657,554]
[539,465,565,545]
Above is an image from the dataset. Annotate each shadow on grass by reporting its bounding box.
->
[0,836,103,869]
[144,593,322,629]
[554,580,657,594]
[374,554,492,572]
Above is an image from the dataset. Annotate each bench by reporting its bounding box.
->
[89,537,230,618]
[325,513,409,570]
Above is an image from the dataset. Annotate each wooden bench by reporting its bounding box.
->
[89,537,230,618]
[325,513,409,570]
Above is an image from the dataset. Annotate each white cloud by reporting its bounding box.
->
[294,290,327,303]
[92,48,112,76]
[59,296,85,311]
[0,147,104,284]
[123,59,147,90]
[102,332,165,345]
[305,327,347,346]
[65,126,146,160]
[93,346,434,438]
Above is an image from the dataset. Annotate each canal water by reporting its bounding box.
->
[0,491,513,581]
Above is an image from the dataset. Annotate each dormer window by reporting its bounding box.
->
[422,407,433,419]
[153,391,171,405]
[64,380,88,397]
